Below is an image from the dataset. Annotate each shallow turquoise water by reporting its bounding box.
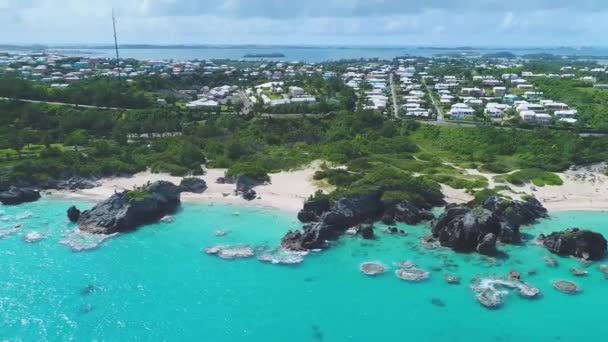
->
[1,199,607,341]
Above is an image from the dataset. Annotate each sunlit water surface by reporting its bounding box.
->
[1,199,607,341]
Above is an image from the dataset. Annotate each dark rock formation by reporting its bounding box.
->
[55,177,98,191]
[482,195,548,228]
[356,223,375,240]
[231,175,263,200]
[179,177,207,193]
[242,189,257,201]
[297,198,331,223]
[431,196,547,256]
[236,175,261,193]
[382,200,434,225]
[0,187,41,205]
[281,191,383,251]
[67,206,81,223]
[540,228,607,260]
[76,181,182,234]
[477,233,498,256]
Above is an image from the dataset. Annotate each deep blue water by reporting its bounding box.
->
[1,199,608,341]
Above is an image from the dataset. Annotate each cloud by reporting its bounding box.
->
[1,0,607,45]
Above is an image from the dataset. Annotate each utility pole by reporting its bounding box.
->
[112,8,121,83]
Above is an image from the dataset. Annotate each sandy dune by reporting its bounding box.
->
[439,167,608,212]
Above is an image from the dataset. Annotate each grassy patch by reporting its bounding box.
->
[498,168,563,187]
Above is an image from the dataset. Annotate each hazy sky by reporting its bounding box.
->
[1,0,607,46]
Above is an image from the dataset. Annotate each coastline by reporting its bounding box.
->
[438,167,608,213]
[46,164,326,214]
[44,162,608,214]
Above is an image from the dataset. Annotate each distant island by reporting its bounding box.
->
[243,53,285,58]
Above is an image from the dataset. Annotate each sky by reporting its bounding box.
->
[1,0,607,46]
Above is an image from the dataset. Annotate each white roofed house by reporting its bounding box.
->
[186,98,219,109]
[449,103,475,120]
[520,110,552,125]
[544,101,569,111]
[485,103,511,120]
[440,94,454,104]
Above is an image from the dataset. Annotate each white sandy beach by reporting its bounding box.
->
[48,159,608,213]
[440,167,608,212]
[49,163,325,213]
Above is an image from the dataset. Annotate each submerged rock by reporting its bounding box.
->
[475,288,505,309]
[214,230,228,237]
[0,187,41,205]
[430,298,446,307]
[23,231,43,243]
[179,177,207,193]
[395,267,430,282]
[552,280,580,294]
[470,275,540,309]
[204,245,255,260]
[60,230,118,252]
[258,248,307,265]
[0,225,22,239]
[540,228,607,261]
[383,227,407,236]
[569,268,588,277]
[81,284,97,296]
[444,274,461,284]
[544,256,558,267]
[75,181,182,234]
[360,262,387,276]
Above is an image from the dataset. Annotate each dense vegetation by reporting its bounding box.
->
[3,92,608,207]
[532,78,608,129]
[0,76,153,109]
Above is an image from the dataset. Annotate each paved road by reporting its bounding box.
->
[389,72,400,118]
[0,97,130,111]
[422,80,444,122]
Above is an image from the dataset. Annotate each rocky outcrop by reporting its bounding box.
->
[55,177,98,191]
[233,175,264,200]
[297,198,331,223]
[281,191,383,251]
[241,189,257,201]
[179,178,207,193]
[75,181,182,234]
[382,200,434,225]
[67,206,81,222]
[355,223,375,240]
[236,175,261,193]
[431,196,547,256]
[540,228,607,260]
[0,187,41,205]
[477,233,498,256]
[481,195,548,228]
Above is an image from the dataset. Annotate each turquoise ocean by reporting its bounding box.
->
[1,198,607,341]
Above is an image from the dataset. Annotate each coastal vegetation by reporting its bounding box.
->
[2,94,608,202]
